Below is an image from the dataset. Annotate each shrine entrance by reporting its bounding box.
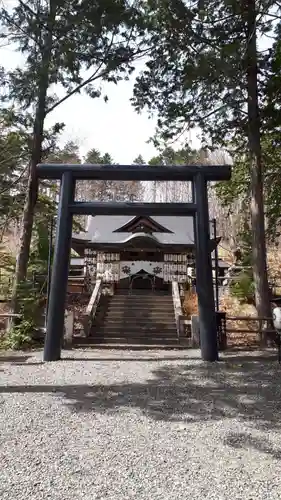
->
[37,163,231,362]
[118,272,166,292]
[130,271,157,291]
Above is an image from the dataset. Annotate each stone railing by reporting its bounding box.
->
[64,310,74,349]
[172,281,184,341]
[82,279,103,337]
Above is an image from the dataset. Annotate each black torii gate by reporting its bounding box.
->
[37,163,231,362]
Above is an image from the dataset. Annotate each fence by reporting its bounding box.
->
[180,313,276,349]
[226,316,276,347]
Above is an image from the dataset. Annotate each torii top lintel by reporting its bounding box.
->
[36,163,231,182]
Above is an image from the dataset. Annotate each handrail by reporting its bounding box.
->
[227,316,272,321]
[83,279,103,337]
[172,281,183,341]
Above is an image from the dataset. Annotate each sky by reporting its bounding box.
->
[1,38,201,164]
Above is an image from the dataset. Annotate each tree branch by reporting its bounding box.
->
[46,48,150,115]
[0,163,29,195]
[0,7,44,50]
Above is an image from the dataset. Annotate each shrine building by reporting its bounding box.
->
[71,215,222,291]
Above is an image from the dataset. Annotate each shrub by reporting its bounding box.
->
[230,271,255,304]
[1,279,45,351]
[3,319,35,350]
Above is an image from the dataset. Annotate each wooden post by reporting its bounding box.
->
[194,174,218,361]
[44,172,74,361]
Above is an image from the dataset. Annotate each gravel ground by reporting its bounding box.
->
[1,348,281,500]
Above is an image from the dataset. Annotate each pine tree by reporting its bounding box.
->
[83,148,142,202]
[0,113,30,236]
[147,145,199,202]
[133,154,145,165]
[0,108,63,240]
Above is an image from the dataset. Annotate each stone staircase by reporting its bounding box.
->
[73,289,186,347]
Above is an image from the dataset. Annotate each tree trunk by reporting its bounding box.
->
[245,0,272,327]
[11,4,56,311]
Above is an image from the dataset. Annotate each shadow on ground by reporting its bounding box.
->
[0,355,33,363]
[0,355,44,366]
[1,353,281,433]
[224,431,281,460]
[63,352,277,363]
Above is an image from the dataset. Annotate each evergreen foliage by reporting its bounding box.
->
[132,0,281,317]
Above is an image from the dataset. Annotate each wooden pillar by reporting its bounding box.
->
[194,174,218,361]
[43,172,74,361]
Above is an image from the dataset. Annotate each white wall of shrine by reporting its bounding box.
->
[83,250,221,285]
[119,261,163,279]
[90,252,192,283]
[95,261,189,283]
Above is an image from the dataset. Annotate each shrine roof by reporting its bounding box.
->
[73,215,198,246]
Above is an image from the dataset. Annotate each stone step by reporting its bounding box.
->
[67,284,85,293]
[100,307,175,319]
[107,299,174,304]
[100,321,176,327]
[72,339,189,349]
[96,318,175,326]
[100,318,176,325]
[96,310,174,316]
[100,314,176,328]
[75,328,188,338]
[93,323,177,330]
[112,292,172,296]
[68,276,85,283]
[77,337,180,345]
[90,290,178,343]
[110,295,173,300]
[108,303,174,309]
[115,290,162,292]
[69,266,84,272]
[92,329,178,337]
[102,312,175,318]
[93,322,177,329]
[107,303,174,309]
[108,296,173,300]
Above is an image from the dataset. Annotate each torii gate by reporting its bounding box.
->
[36,163,231,362]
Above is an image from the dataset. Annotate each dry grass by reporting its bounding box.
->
[217,243,234,265]
[267,249,281,295]
[219,292,256,317]
[216,243,281,347]
[183,285,260,347]
[219,292,261,347]
[183,290,198,318]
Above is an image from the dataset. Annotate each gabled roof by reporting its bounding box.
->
[74,215,196,246]
[113,215,173,233]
